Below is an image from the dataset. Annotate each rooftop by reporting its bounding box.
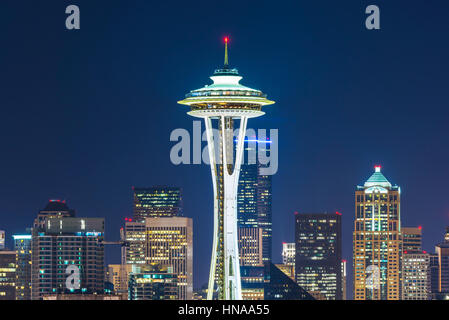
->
[364,166,392,188]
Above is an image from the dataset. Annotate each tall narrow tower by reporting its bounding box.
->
[353,166,401,300]
[178,38,275,300]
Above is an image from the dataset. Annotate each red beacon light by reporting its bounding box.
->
[224,36,229,44]
[336,211,342,216]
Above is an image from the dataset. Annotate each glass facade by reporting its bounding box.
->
[295,212,342,300]
[237,142,272,264]
[133,187,182,221]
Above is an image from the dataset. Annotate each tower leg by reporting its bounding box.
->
[206,115,247,300]
[205,117,219,300]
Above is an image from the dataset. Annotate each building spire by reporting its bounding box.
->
[224,36,229,67]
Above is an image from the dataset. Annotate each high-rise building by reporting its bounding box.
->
[402,251,430,300]
[236,143,273,304]
[238,163,258,228]
[0,230,5,250]
[353,166,402,300]
[178,38,274,300]
[282,243,295,266]
[124,220,146,265]
[31,205,105,300]
[128,265,178,300]
[125,217,193,300]
[257,171,272,264]
[13,234,32,300]
[402,226,422,252]
[264,263,315,300]
[238,227,263,267]
[295,212,342,300]
[133,187,182,221]
[0,251,16,300]
[237,158,273,264]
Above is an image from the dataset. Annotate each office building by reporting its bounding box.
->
[238,227,263,267]
[237,151,273,267]
[0,251,16,300]
[238,163,259,229]
[125,217,193,299]
[133,187,182,221]
[257,171,272,264]
[128,265,178,300]
[402,227,422,252]
[295,212,342,300]
[13,234,32,300]
[123,220,146,265]
[238,159,273,265]
[353,166,402,300]
[31,211,105,300]
[402,251,430,300]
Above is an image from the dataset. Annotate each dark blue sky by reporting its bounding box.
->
[1,1,449,298]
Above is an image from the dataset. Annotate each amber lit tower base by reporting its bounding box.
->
[178,38,274,300]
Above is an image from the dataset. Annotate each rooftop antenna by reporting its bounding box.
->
[224,36,229,67]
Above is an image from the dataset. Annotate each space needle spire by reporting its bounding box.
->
[178,37,275,300]
[224,36,229,67]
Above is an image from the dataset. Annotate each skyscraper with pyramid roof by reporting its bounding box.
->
[353,166,402,300]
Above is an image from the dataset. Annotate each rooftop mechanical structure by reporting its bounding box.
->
[178,38,275,300]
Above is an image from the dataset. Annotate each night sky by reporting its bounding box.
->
[1,1,449,299]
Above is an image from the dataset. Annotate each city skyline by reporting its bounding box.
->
[2,165,449,299]
[1,1,449,301]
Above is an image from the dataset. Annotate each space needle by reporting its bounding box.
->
[178,37,275,300]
